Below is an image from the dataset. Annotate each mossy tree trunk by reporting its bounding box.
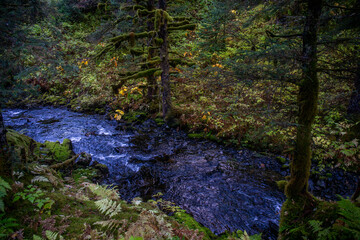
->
[146,0,158,105]
[285,0,322,198]
[159,0,172,120]
[347,62,360,116]
[0,110,9,176]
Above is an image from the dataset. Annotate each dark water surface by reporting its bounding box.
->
[2,107,289,238]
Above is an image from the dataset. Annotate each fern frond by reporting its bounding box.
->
[0,177,11,190]
[33,235,46,240]
[308,220,323,233]
[95,199,122,217]
[94,219,127,233]
[45,230,64,240]
[31,176,50,184]
[338,197,360,239]
[12,171,24,179]
[88,184,120,200]
[240,230,251,240]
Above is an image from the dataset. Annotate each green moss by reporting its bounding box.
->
[169,58,195,67]
[173,211,215,240]
[72,168,97,182]
[130,48,144,56]
[155,38,163,45]
[168,23,196,31]
[119,68,161,81]
[276,180,288,192]
[188,132,219,142]
[188,133,203,139]
[6,129,39,163]
[281,164,289,169]
[109,31,155,44]
[154,117,165,126]
[168,20,190,28]
[276,156,287,164]
[41,139,74,163]
[123,111,148,123]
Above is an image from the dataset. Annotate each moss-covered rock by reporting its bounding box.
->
[40,138,74,163]
[6,129,39,163]
[174,211,215,240]
[276,180,288,192]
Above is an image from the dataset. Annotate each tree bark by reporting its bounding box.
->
[285,0,323,198]
[0,110,10,176]
[0,111,7,151]
[347,63,360,116]
[146,0,158,104]
[158,0,172,120]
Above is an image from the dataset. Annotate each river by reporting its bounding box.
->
[4,107,353,239]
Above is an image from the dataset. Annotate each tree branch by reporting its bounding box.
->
[266,30,302,39]
[324,4,360,11]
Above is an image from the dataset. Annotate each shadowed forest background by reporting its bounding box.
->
[0,0,359,239]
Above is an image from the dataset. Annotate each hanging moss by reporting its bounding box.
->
[154,9,174,31]
[130,48,144,56]
[109,31,155,43]
[173,16,192,21]
[154,9,162,31]
[125,15,134,20]
[140,59,161,68]
[162,10,174,22]
[129,32,135,47]
[121,4,145,11]
[168,24,196,31]
[137,9,155,17]
[155,38,163,45]
[168,20,190,28]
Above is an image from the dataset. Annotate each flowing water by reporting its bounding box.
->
[4,107,330,239]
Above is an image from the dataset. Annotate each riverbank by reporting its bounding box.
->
[2,107,359,240]
[4,128,262,239]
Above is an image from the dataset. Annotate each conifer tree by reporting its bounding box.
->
[96,0,195,120]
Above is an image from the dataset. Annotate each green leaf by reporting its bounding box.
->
[28,196,36,203]
[37,202,44,209]
[12,195,20,202]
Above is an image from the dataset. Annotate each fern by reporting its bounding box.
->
[0,177,11,212]
[95,199,122,217]
[31,176,50,184]
[308,220,336,240]
[88,183,119,200]
[45,230,64,240]
[337,197,360,238]
[94,219,127,233]
[33,234,45,240]
[308,220,323,233]
[0,214,18,238]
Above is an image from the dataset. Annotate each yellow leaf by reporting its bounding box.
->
[202,115,207,120]
[116,109,124,115]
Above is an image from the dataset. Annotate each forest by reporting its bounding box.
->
[0,0,359,239]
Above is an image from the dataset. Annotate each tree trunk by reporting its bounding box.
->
[146,0,158,104]
[285,0,322,198]
[0,111,6,149]
[158,0,172,120]
[0,110,10,176]
[347,63,360,116]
